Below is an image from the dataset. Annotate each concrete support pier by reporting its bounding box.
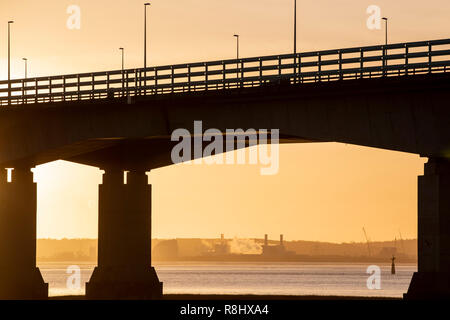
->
[0,168,48,299]
[405,158,450,299]
[86,168,162,299]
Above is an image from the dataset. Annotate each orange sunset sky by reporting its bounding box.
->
[1,0,448,242]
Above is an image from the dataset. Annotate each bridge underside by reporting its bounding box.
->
[0,73,449,168]
[0,73,449,299]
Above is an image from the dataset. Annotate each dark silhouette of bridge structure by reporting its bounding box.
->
[1,39,449,105]
[0,38,449,299]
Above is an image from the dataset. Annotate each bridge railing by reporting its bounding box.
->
[1,38,449,106]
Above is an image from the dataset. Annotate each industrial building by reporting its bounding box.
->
[262,234,296,257]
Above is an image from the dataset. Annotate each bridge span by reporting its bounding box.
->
[0,39,449,299]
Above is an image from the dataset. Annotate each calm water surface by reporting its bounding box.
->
[38,262,416,298]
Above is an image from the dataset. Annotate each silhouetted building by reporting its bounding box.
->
[262,234,295,257]
[213,234,230,255]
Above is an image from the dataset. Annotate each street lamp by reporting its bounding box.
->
[22,58,27,79]
[119,48,125,96]
[8,21,14,105]
[294,0,297,79]
[144,3,151,69]
[233,34,239,82]
[119,48,124,71]
[144,2,151,94]
[382,17,388,73]
[382,17,388,46]
[294,0,297,54]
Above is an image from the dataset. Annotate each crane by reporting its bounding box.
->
[362,227,372,257]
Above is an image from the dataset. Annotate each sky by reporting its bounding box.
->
[0,0,446,242]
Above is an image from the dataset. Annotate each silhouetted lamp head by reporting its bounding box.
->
[145,3,151,6]
[382,17,388,21]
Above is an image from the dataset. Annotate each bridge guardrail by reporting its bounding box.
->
[0,38,449,106]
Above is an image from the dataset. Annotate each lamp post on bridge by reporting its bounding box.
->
[22,58,27,102]
[144,2,151,94]
[294,0,297,82]
[22,58,27,79]
[8,20,14,105]
[119,48,124,96]
[382,17,388,75]
[233,34,239,85]
[119,48,124,71]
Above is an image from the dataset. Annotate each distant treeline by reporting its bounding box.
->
[37,238,417,263]
[37,239,97,262]
[152,238,416,262]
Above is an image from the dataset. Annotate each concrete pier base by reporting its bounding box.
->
[405,158,450,299]
[0,169,48,299]
[86,266,162,299]
[406,272,450,299]
[86,169,162,299]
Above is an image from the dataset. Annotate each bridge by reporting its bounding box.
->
[1,39,450,105]
[0,38,449,299]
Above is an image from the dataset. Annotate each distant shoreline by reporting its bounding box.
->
[37,260,417,265]
[37,238,417,264]
[153,255,416,264]
[49,294,401,300]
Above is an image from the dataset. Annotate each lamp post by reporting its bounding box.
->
[22,58,27,79]
[144,2,151,94]
[8,21,14,105]
[382,17,388,74]
[119,48,124,71]
[294,0,297,80]
[119,48,124,96]
[382,17,388,46]
[22,57,27,102]
[233,34,239,83]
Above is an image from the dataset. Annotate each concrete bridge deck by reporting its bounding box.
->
[0,39,449,299]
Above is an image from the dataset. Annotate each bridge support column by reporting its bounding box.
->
[0,168,48,299]
[86,168,162,299]
[405,158,450,299]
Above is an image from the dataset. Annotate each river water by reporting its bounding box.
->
[38,262,416,298]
